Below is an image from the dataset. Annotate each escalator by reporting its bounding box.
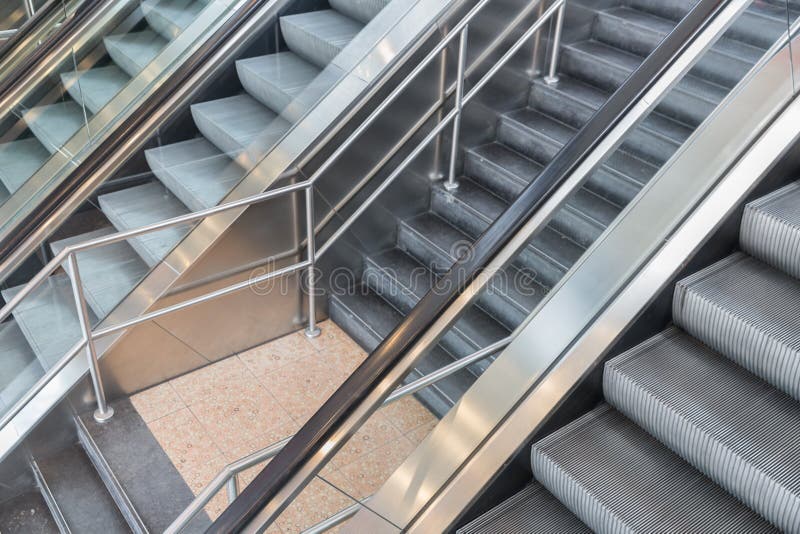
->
[188,0,800,530]
[0,0,392,389]
[0,0,795,530]
[0,0,469,530]
[459,179,800,533]
[329,0,785,415]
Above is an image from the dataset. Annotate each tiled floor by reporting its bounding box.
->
[130,320,437,532]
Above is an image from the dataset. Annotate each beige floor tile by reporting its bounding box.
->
[189,381,294,454]
[275,476,357,533]
[130,381,185,423]
[306,320,363,354]
[381,396,437,434]
[170,356,254,406]
[316,343,368,378]
[220,419,299,462]
[259,354,343,422]
[406,418,438,446]
[237,460,270,490]
[238,331,318,379]
[148,408,223,468]
[330,412,402,469]
[337,437,417,498]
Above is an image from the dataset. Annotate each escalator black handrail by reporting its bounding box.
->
[209,0,726,531]
[0,0,266,268]
[0,0,104,95]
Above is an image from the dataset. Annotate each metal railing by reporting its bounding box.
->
[0,0,39,41]
[0,0,564,430]
[165,336,511,532]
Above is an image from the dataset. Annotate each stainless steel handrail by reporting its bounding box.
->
[0,0,564,428]
[164,336,511,533]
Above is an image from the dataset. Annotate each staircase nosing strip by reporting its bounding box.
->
[31,460,72,534]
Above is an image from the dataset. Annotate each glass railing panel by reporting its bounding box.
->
[0,0,248,230]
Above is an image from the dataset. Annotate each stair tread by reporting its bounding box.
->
[142,0,206,40]
[236,51,327,122]
[532,404,777,533]
[60,65,130,116]
[457,483,589,534]
[145,137,245,211]
[23,101,86,154]
[104,30,168,77]
[0,320,43,412]
[0,491,60,533]
[466,142,543,195]
[280,9,363,68]
[329,285,403,349]
[79,399,211,532]
[37,444,130,532]
[0,137,49,195]
[50,228,148,319]
[329,286,473,414]
[2,273,91,369]
[191,94,290,156]
[605,327,800,533]
[600,6,763,65]
[741,180,800,279]
[98,182,190,268]
[531,75,697,144]
[674,253,800,401]
[364,245,509,356]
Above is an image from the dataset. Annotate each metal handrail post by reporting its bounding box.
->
[67,253,114,423]
[543,2,565,85]
[444,25,469,191]
[304,186,321,338]
[24,0,36,19]
[226,476,239,503]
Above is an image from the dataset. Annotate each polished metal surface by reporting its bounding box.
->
[0,0,470,465]
[353,12,799,534]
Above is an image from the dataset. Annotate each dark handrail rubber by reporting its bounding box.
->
[209,0,725,531]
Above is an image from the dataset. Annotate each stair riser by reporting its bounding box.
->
[594,14,752,89]
[559,48,716,129]
[464,151,526,202]
[604,365,800,534]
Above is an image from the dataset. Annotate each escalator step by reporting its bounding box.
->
[531,404,777,533]
[1,274,90,369]
[329,0,391,25]
[142,0,207,40]
[104,30,168,77]
[0,321,43,413]
[190,94,290,157]
[280,9,362,68]
[145,137,245,211]
[60,65,130,116]
[605,327,800,533]
[236,51,326,123]
[23,102,86,154]
[741,180,800,280]
[456,483,590,534]
[674,252,800,402]
[50,228,149,318]
[0,138,49,196]
[98,182,190,268]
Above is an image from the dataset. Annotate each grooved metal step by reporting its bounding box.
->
[605,327,800,534]
[531,405,777,533]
